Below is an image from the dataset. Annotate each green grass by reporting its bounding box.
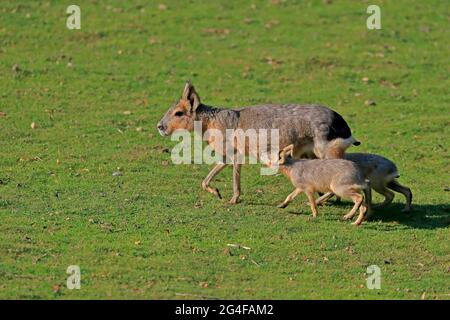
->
[0,0,449,299]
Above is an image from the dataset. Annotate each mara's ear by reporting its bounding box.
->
[181,81,191,100]
[283,144,294,156]
[278,149,287,165]
[278,144,294,164]
[182,81,201,112]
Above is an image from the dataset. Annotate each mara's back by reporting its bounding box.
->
[290,159,364,191]
[345,153,398,178]
[236,104,352,142]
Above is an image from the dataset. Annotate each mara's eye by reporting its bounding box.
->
[174,111,184,117]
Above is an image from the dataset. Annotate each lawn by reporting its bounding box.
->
[0,0,449,299]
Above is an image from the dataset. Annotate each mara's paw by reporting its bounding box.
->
[203,185,222,199]
[229,196,240,205]
[212,188,222,199]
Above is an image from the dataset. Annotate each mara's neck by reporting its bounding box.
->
[195,104,238,131]
[279,165,291,177]
[195,104,222,122]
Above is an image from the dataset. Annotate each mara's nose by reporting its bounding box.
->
[157,123,164,131]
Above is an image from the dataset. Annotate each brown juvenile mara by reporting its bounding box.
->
[157,82,359,204]
[316,153,412,212]
[272,145,372,225]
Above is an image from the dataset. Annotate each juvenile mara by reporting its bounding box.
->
[273,145,372,225]
[316,153,412,212]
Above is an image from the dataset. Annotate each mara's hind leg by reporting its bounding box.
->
[278,188,301,209]
[316,192,335,205]
[305,191,319,217]
[362,184,373,220]
[372,185,394,209]
[353,200,368,226]
[229,162,241,204]
[342,192,363,221]
[387,180,413,213]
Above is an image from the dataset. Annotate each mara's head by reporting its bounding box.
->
[264,144,294,167]
[157,81,201,136]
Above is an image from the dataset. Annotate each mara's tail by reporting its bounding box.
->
[348,135,361,146]
[386,171,400,182]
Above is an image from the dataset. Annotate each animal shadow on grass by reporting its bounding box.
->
[368,203,450,230]
[247,197,450,229]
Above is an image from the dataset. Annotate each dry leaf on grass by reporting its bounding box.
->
[264,56,283,66]
[12,64,21,73]
[364,100,376,106]
[203,28,230,37]
[52,284,61,293]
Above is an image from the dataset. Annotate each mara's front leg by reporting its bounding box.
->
[229,162,241,204]
[305,192,319,217]
[202,162,227,199]
[278,188,301,209]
